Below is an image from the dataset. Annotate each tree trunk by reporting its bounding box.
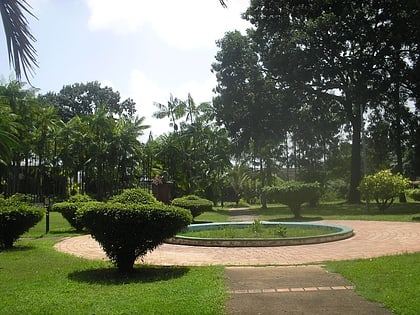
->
[348,105,362,204]
[393,78,407,202]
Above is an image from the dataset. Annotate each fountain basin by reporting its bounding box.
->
[166,221,353,247]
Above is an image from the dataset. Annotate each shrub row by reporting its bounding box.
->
[0,197,44,249]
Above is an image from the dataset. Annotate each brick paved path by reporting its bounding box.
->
[54,220,420,266]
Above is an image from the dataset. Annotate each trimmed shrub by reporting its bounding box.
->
[68,193,94,203]
[77,202,192,273]
[0,198,44,248]
[263,181,320,219]
[359,170,410,213]
[407,189,420,202]
[171,195,213,217]
[52,194,95,231]
[109,188,158,205]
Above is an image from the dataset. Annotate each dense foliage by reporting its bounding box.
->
[408,189,420,202]
[52,194,95,231]
[171,195,213,218]
[1,0,420,208]
[77,202,192,272]
[359,170,411,212]
[263,182,320,218]
[109,188,158,205]
[0,196,44,248]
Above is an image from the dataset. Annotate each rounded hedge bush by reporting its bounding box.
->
[109,188,158,205]
[263,181,320,219]
[171,195,213,218]
[0,200,44,249]
[52,194,95,231]
[359,170,410,213]
[408,188,420,202]
[77,202,192,273]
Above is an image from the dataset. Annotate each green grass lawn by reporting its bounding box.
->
[326,253,420,315]
[2,203,419,314]
[0,240,227,315]
[180,225,333,238]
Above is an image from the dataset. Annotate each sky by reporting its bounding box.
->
[0,0,251,138]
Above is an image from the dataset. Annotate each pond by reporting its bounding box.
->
[166,221,354,247]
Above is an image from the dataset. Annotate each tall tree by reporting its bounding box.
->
[245,0,420,203]
[42,81,136,122]
[212,30,288,206]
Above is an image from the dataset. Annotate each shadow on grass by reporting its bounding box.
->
[68,265,190,285]
[0,244,36,252]
[47,229,82,235]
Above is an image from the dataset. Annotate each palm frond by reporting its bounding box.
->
[0,0,38,82]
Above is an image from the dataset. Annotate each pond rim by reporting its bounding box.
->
[165,221,354,247]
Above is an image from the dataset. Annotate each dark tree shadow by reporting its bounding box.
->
[68,265,190,285]
[47,229,82,235]
[0,244,36,252]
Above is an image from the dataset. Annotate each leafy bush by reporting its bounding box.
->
[109,188,158,205]
[407,189,420,202]
[68,193,94,203]
[0,198,44,248]
[52,194,95,231]
[358,170,411,213]
[77,202,192,273]
[171,195,213,217]
[321,179,348,201]
[263,181,320,219]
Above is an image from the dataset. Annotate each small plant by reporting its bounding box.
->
[251,219,262,234]
[171,195,213,218]
[358,170,411,213]
[275,224,287,237]
[0,196,44,248]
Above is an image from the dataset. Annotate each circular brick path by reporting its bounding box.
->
[54,220,420,266]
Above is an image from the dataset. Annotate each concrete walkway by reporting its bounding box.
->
[54,220,420,266]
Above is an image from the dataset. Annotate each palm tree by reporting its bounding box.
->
[0,0,37,82]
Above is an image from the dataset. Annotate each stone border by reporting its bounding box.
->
[165,221,354,247]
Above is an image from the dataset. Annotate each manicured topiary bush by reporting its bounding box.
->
[52,194,95,231]
[109,188,158,205]
[359,170,410,213]
[263,181,320,219]
[0,196,44,249]
[77,202,192,273]
[407,189,420,202]
[171,195,213,218]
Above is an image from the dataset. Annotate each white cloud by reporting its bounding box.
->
[86,0,251,50]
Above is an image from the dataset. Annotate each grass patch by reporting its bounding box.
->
[22,211,79,238]
[0,240,227,315]
[179,225,332,239]
[326,253,420,315]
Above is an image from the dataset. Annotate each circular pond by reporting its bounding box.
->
[166,221,354,247]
